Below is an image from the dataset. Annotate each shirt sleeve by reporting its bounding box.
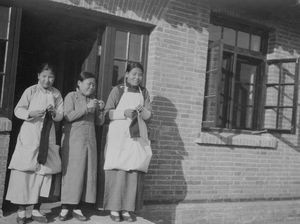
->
[64,92,87,122]
[105,87,126,120]
[140,88,152,120]
[14,87,32,120]
[53,91,63,122]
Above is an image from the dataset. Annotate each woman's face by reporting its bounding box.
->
[126,67,143,86]
[78,78,96,96]
[38,70,55,89]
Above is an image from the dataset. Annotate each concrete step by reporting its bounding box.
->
[0,202,155,224]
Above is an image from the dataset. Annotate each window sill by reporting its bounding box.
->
[195,130,278,149]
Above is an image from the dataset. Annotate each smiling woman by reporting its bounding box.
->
[103,62,152,222]
[5,62,63,224]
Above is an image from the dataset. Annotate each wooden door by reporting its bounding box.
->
[0,5,21,118]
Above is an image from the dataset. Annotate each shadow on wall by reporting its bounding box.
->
[139,96,188,224]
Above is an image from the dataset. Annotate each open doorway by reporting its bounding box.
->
[4,7,104,212]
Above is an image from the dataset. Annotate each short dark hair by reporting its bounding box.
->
[37,63,56,75]
[78,71,96,81]
[125,62,144,73]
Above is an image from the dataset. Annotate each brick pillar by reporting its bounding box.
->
[0,117,12,217]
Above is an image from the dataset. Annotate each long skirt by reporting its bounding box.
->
[6,170,52,205]
[103,170,144,212]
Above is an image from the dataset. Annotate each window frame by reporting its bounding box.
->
[264,58,299,134]
[202,16,268,131]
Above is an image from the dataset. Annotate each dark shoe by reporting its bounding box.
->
[32,215,48,223]
[16,216,26,224]
[72,211,87,221]
[122,214,136,222]
[110,213,121,222]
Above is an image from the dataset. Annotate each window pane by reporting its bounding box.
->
[280,85,294,106]
[115,31,128,59]
[237,31,250,49]
[282,62,296,83]
[232,59,257,129]
[203,97,217,122]
[112,60,126,86]
[265,86,279,106]
[0,6,10,39]
[0,40,7,72]
[223,27,235,46]
[277,108,293,130]
[208,24,222,41]
[203,43,222,126]
[251,35,261,52]
[267,64,280,83]
[218,52,233,127]
[128,33,142,62]
[264,108,277,129]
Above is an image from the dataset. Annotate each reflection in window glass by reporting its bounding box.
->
[129,34,142,62]
[251,35,261,51]
[112,60,126,86]
[278,108,292,129]
[0,6,10,40]
[208,24,222,41]
[223,27,235,46]
[237,31,250,49]
[264,108,277,129]
[280,85,294,106]
[114,31,128,59]
[0,40,7,72]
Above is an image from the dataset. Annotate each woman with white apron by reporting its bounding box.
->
[6,63,63,224]
[103,62,152,222]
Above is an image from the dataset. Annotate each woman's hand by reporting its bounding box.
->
[47,105,56,117]
[29,110,45,118]
[124,109,138,119]
[98,100,105,110]
[87,99,98,113]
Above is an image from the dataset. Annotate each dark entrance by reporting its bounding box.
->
[3,7,104,212]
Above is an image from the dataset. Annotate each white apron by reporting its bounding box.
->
[9,86,61,175]
[104,87,152,173]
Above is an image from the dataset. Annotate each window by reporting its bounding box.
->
[203,19,299,133]
[112,30,148,86]
[0,6,10,107]
[264,59,299,133]
[203,22,266,130]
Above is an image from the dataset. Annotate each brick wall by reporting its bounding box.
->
[144,0,210,202]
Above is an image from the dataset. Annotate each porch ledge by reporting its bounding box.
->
[0,117,12,132]
[195,132,278,149]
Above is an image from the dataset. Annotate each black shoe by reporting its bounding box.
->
[110,213,121,222]
[32,215,48,223]
[122,213,136,222]
[72,211,87,221]
[16,216,26,224]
